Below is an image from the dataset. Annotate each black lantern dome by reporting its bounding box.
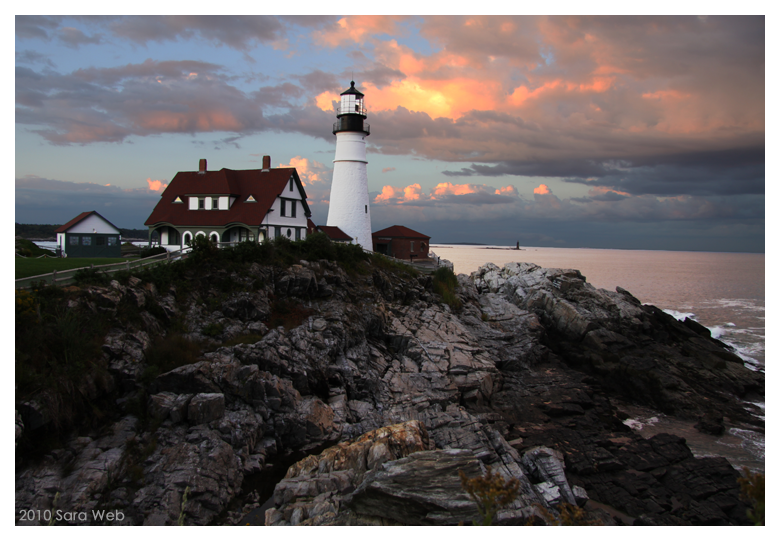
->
[333,81,370,135]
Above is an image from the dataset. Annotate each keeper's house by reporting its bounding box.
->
[372,225,430,261]
[144,157,311,250]
[55,211,122,258]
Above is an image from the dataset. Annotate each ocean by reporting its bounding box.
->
[431,244,765,472]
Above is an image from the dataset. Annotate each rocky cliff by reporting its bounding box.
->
[15,248,764,525]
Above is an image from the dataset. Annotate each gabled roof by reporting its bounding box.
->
[372,225,430,240]
[316,225,353,241]
[55,211,121,233]
[144,167,311,227]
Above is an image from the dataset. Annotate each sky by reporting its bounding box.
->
[14,12,767,252]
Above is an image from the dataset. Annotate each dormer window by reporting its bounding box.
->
[173,196,183,204]
[198,198,205,210]
[246,195,256,202]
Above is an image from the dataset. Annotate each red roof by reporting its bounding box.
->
[316,225,352,241]
[144,167,310,227]
[55,211,120,233]
[372,225,430,239]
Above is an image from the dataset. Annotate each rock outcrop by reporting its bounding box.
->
[15,256,763,525]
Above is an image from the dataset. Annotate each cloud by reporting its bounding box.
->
[533,184,551,195]
[59,26,102,48]
[15,60,269,144]
[109,15,290,52]
[373,182,520,208]
[312,16,409,48]
[146,179,168,192]
[15,176,165,228]
[276,156,333,216]
[382,167,396,173]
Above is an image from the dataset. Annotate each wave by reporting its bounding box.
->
[622,415,660,431]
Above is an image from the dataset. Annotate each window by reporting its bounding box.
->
[70,236,79,246]
[212,197,218,210]
[82,236,92,246]
[280,199,286,216]
[289,178,294,192]
[410,241,414,252]
[107,236,118,246]
[286,228,292,238]
[290,200,296,218]
[96,236,105,246]
[365,205,367,214]
[199,198,205,210]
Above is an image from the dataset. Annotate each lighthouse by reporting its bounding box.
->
[326,81,373,250]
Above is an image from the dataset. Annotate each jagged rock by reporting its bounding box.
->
[15,410,23,446]
[521,446,577,505]
[694,414,725,436]
[187,393,225,425]
[345,449,483,525]
[132,427,243,525]
[149,392,193,423]
[15,259,762,526]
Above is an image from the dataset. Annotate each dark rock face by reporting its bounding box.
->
[471,262,764,424]
[15,259,762,526]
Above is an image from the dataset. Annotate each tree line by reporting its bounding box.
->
[15,223,149,239]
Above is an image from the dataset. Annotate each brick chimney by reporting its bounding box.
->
[262,155,271,171]
[198,159,207,174]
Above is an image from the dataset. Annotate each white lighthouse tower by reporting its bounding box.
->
[326,81,373,250]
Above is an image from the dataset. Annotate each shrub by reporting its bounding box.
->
[459,465,520,525]
[267,297,313,331]
[74,267,110,286]
[139,246,168,259]
[141,333,203,383]
[432,266,462,311]
[15,286,111,441]
[738,467,765,525]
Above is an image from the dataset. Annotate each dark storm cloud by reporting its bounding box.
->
[15,176,162,229]
[412,215,764,253]
[441,145,764,198]
[109,16,288,52]
[15,49,55,67]
[563,161,765,197]
[15,15,63,40]
[442,159,611,179]
[15,61,268,144]
[58,26,103,48]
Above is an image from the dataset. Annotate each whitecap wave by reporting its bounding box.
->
[726,428,765,461]
[662,309,695,321]
[623,416,660,431]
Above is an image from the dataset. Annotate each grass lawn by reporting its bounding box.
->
[15,257,136,280]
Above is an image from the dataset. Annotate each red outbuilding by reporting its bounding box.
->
[372,225,431,261]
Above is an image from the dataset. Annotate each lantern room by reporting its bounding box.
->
[338,81,367,117]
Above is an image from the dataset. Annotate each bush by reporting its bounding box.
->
[432,267,462,311]
[458,466,520,525]
[738,467,765,525]
[73,267,110,286]
[15,286,111,439]
[139,246,168,259]
[141,333,203,383]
